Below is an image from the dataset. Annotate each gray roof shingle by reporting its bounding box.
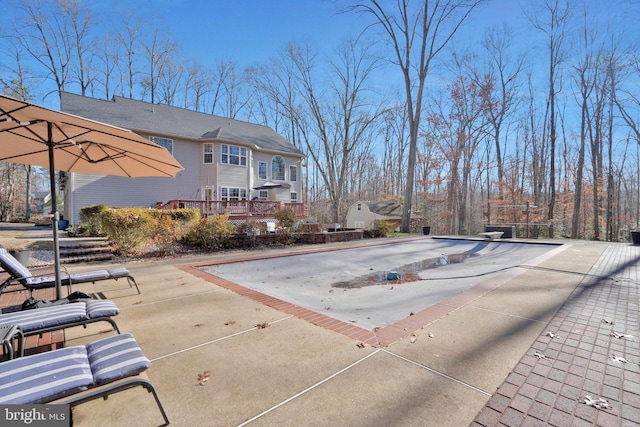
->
[60,92,304,157]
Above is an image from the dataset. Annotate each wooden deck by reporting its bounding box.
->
[156,199,305,220]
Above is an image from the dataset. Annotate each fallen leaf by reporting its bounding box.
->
[534,351,552,360]
[611,331,636,340]
[196,370,211,386]
[582,395,611,410]
[609,354,628,363]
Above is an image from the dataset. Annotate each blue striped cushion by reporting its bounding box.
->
[0,346,93,403]
[0,303,88,333]
[69,270,110,283]
[24,274,74,289]
[107,268,132,279]
[85,300,119,318]
[0,251,33,285]
[86,333,150,385]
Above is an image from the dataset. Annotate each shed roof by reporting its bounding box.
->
[362,201,402,216]
[60,92,305,157]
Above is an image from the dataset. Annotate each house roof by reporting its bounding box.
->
[363,201,403,216]
[358,200,421,219]
[59,92,305,157]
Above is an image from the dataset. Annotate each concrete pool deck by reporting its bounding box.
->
[2,232,639,426]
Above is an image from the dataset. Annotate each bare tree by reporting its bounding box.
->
[141,26,174,104]
[181,62,212,111]
[15,0,74,99]
[349,0,486,232]
[67,0,95,96]
[157,54,184,106]
[477,24,524,200]
[528,0,573,238]
[285,40,384,222]
[94,31,120,99]
[116,13,143,99]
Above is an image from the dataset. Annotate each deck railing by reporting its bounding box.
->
[155,200,304,219]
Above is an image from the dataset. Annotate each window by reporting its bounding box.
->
[150,136,173,155]
[272,155,285,180]
[290,192,298,203]
[289,165,297,182]
[221,187,247,201]
[258,161,267,179]
[258,190,268,200]
[203,143,213,164]
[221,144,247,166]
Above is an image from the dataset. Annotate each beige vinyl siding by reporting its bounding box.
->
[218,163,248,189]
[66,139,200,224]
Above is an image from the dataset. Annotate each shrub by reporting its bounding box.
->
[274,207,299,245]
[274,207,297,230]
[79,204,109,236]
[100,207,154,256]
[373,220,395,237]
[147,208,200,255]
[236,220,262,235]
[182,213,235,251]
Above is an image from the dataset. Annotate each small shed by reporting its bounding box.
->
[346,200,407,231]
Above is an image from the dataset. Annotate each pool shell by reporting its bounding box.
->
[193,238,563,346]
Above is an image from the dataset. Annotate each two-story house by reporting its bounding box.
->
[60,92,305,225]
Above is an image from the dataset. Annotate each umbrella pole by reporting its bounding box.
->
[48,127,63,300]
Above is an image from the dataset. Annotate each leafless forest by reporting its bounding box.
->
[2,0,640,241]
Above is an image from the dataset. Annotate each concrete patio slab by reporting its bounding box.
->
[2,228,636,427]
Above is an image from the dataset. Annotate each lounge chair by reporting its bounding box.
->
[0,247,140,295]
[0,299,120,357]
[0,333,169,426]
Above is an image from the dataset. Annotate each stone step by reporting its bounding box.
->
[59,240,115,264]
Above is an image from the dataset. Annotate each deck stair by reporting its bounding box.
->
[59,240,115,264]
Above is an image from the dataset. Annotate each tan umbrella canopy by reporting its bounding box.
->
[0,94,184,299]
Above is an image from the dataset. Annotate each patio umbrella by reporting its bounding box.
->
[0,94,184,300]
[252,180,290,190]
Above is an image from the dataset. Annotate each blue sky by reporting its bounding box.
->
[111,0,528,66]
[0,0,635,109]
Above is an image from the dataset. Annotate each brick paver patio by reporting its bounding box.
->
[472,243,640,426]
